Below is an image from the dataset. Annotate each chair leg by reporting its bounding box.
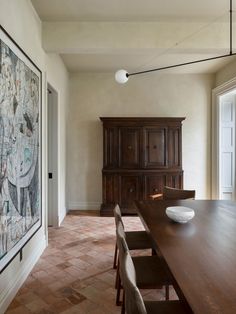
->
[165,285,169,300]
[121,290,125,314]
[116,273,122,306]
[115,260,120,289]
[152,248,157,255]
[153,247,163,258]
[113,243,118,269]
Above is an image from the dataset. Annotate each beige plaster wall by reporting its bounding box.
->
[0,0,69,311]
[215,58,236,87]
[67,72,214,210]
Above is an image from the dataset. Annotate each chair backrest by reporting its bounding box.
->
[116,221,129,282]
[163,186,195,200]
[113,204,124,229]
[123,252,147,314]
[116,221,128,253]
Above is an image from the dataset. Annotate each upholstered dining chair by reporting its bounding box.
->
[123,251,189,314]
[116,221,172,311]
[113,204,155,269]
[150,186,195,201]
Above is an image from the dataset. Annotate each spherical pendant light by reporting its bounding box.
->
[115,69,129,84]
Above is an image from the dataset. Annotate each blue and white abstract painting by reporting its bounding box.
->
[0,27,41,272]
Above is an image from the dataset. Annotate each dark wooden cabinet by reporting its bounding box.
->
[100,117,185,216]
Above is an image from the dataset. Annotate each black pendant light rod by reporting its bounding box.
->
[128,53,236,77]
[127,0,234,78]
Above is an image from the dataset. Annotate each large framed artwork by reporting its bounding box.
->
[0,26,42,273]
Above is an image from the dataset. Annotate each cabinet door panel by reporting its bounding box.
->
[119,175,141,208]
[168,127,181,168]
[144,128,167,168]
[166,172,183,189]
[103,127,117,168]
[103,174,117,204]
[144,175,166,200]
[119,128,141,168]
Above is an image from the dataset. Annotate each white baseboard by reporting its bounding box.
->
[67,201,100,210]
[0,237,46,313]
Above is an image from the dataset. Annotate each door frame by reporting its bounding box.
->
[212,77,236,199]
[47,83,59,227]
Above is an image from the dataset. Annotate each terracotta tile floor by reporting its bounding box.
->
[6,211,176,314]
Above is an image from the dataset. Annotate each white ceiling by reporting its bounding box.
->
[31,0,231,22]
[31,0,236,74]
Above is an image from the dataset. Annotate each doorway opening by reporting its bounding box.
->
[212,79,236,200]
[47,84,58,227]
[218,90,236,200]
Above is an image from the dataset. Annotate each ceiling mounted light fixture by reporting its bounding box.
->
[115,0,235,84]
[115,69,129,84]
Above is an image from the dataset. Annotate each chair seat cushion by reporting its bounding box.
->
[133,256,172,287]
[125,231,153,250]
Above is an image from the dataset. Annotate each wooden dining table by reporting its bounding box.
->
[134,199,236,314]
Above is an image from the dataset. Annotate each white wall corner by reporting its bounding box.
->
[0,237,47,313]
[67,201,101,210]
[58,205,67,226]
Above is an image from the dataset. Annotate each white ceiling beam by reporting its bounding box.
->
[42,21,235,54]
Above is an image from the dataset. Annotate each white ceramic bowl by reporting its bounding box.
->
[166,206,195,223]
